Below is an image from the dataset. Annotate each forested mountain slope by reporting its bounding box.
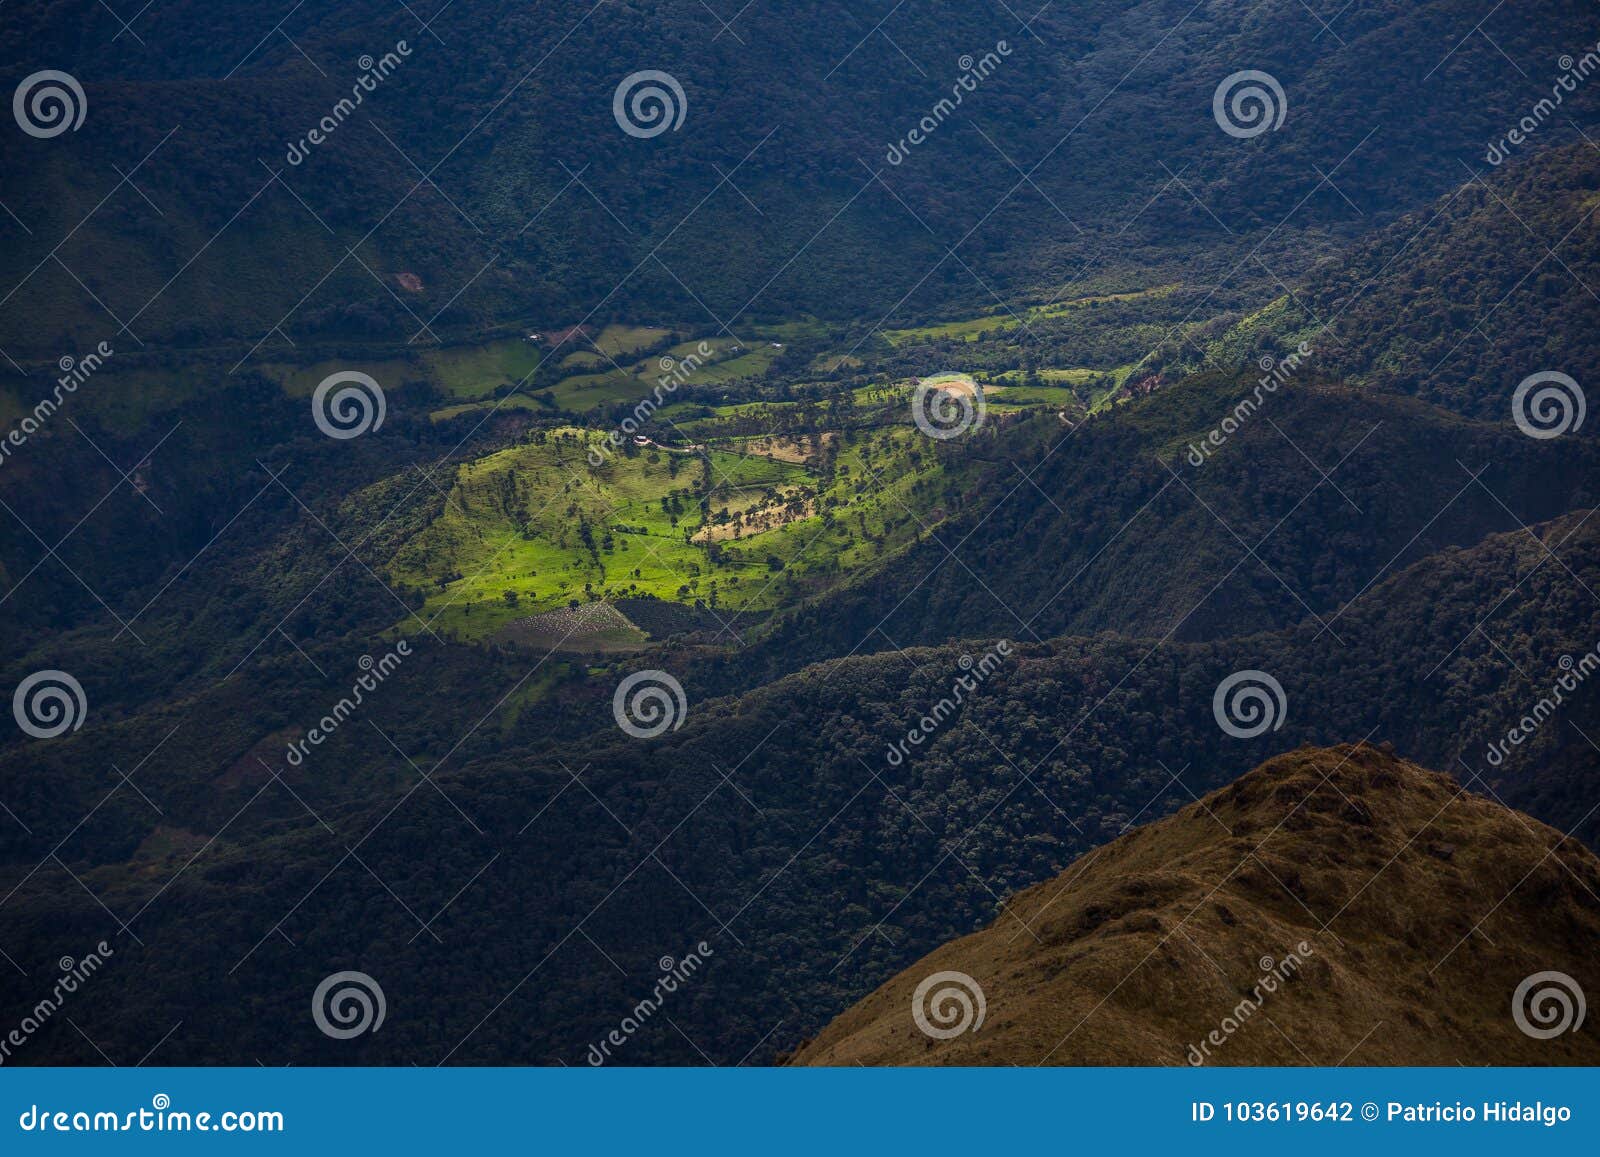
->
[4,511,1595,1066]
[730,374,1598,679]
[1,0,1594,351]
[1238,142,1600,421]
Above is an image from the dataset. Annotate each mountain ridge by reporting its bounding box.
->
[790,743,1600,1065]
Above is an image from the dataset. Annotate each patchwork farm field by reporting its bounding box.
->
[429,327,787,421]
[0,296,1202,655]
[0,278,1193,449]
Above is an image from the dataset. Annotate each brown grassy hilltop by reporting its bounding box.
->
[789,744,1600,1066]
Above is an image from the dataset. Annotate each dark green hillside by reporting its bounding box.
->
[2,0,1595,351]
[9,363,1591,737]
[4,0,1600,1080]
[734,374,1599,680]
[0,367,459,665]
[3,511,1595,1067]
[1254,142,1600,420]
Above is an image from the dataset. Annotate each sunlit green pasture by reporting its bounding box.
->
[384,417,954,641]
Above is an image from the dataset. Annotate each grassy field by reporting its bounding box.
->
[424,339,544,397]
[4,294,1150,652]
[266,338,542,400]
[384,411,956,641]
[427,329,784,421]
[0,316,797,441]
[880,285,1182,345]
[992,367,1099,386]
[3,278,1217,450]
[429,393,550,422]
[986,383,1082,406]
[591,323,673,358]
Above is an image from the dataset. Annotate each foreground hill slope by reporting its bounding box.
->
[792,744,1600,1066]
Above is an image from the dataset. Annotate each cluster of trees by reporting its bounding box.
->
[1295,143,1600,421]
